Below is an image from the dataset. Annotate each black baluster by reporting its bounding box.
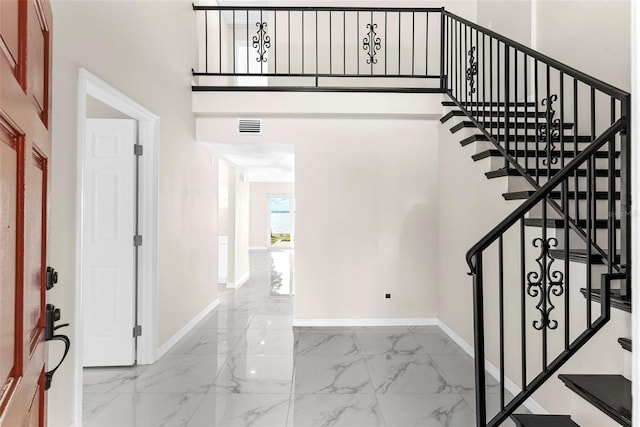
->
[504,45,510,169]
[574,79,579,225]
[520,218,527,389]
[411,11,415,76]
[205,10,208,73]
[499,236,505,410]
[563,178,570,350]
[534,60,539,185]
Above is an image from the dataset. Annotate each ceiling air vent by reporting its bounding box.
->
[237,118,262,135]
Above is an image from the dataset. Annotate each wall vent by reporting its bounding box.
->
[237,118,262,135]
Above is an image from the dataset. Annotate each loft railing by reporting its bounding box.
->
[193,6,632,427]
[192,5,445,91]
[443,10,632,427]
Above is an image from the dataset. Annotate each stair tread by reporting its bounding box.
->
[580,288,631,313]
[442,100,536,107]
[548,248,610,264]
[460,133,594,143]
[502,190,620,201]
[511,414,580,427]
[460,134,490,146]
[440,110,466,123]
[558,374,631,427]
[473,149,618,161]
[618,337,631,352]
[487,167,620,179]
[524,218,620,229]
[451,120,574,133]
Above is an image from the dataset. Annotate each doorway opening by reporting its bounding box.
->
[75,68,159,424]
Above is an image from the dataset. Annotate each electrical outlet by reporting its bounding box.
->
[385,293,391,299]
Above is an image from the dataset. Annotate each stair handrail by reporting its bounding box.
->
[442,11,630,100]
[465,117,627,274]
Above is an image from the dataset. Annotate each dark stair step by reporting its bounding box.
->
[524,218,620,229]
[511,414,580,427]
[487,167,620,179]
[488,134,594,143]
[442,100,536,107]
[440,110,466,123]
[559,374,631,427]
[441,110,547,124]
[459,133,594,144]
[618,337,631,352]
[469,110,547,119]
[580,288,631,313]
[460,134,490,146]
[473,149,618,161]
[502,190,620,201]
[549,249,618,265]
[451,120,574,133]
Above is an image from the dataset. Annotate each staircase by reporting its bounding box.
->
[440,11,632,423]
[191,5,632,426]
[440,100,631,427]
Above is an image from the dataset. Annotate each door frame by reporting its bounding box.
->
[74,68,159,420]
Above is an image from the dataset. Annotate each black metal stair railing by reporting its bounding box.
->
[192,5,445,91]
[442,11,632,427]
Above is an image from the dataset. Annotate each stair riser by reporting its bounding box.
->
[473,140,616,152]
[527,199,622,220]
[488,156,618,171]
[537,226,621,251]
[506,175,621,193]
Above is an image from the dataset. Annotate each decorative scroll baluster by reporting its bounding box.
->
[527,237,565,330]
[466,46,477,97]
[363,23,381,64]
[252,21,271,63]
[538,94,561,165]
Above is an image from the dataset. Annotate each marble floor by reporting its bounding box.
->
[83,250,525,427]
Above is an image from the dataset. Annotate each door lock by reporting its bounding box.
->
[45,304,70,390]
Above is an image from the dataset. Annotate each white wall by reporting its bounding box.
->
[294,118,439,320]
[535,0,630,93]
[232,168,251,285]
[476,0,532,46]
[50,2,218,426]
[196,92,442,322]
[250,182,295,248]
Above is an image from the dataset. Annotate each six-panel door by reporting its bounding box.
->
[0,0,52,425]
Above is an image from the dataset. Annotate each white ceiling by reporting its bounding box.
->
[205,142,295,183]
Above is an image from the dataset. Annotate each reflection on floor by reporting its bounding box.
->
[83,250,526,426]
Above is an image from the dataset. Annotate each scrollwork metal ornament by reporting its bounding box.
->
[527,237,564,330]
[537,94,561,165]
[252,21,271,63]
[466,47,478,97]
[362,23,381,65]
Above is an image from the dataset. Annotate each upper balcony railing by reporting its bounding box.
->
[192,5,445,92]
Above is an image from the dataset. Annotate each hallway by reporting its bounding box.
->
[82,250,518,426]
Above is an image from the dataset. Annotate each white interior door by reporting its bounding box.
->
[82,119,136,367]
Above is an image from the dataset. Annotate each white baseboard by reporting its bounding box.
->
[226,271,250,289]
[292,318,438,327]
[156,298,220,358]
[436,320,549,416]
[249,246,268,251]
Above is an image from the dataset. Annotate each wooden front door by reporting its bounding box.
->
[0,0,52,425]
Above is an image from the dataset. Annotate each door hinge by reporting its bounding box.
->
[133,325,142,338]
[134,144,143,156]
[134,235,143,246]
